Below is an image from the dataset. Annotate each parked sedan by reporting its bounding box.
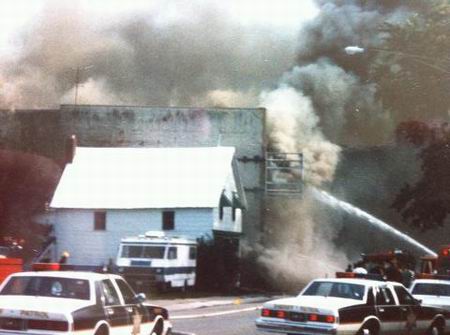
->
[410,279,450,311]
[256,277,448,335]
[0,271,171,335]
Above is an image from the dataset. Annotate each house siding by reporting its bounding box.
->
[53,208,214,266]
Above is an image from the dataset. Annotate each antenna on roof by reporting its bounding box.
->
[217,133,222,146]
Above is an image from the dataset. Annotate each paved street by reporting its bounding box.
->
[149,294,279,335]
[171,302,262,335]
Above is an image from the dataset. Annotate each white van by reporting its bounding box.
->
[116,231,197,290]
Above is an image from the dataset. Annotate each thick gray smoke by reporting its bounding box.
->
[250,188,348,290]
[0,0,431,287]
[0,2,295,109]
[250,0,428,286]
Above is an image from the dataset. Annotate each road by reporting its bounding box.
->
[171,302,262,335]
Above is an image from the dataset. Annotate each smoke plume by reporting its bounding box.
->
[252,188,348,289]
[249,0,428,286]
[0,0,435,287]
[0,2,295,109]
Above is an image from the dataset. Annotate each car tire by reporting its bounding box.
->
[427,322,444,335]
[94,325,108,335]
[151,320,164,335]
[357,324,378,335]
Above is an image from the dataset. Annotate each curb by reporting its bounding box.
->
[172,331,196,335]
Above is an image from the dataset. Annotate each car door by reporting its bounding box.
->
[375,285,402,334]
[393,285,425,335]
[99,279,131,335]
[114,278,150,335]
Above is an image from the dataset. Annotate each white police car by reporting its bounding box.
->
[410,278,450,312]
[256,277,448,335]
[0,271,172,335]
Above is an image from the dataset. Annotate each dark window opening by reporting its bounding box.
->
[168,247,177,259]
[219,191,232,221]
[162,211,175,230]
[189,247,197,260]
[94,211,106,231]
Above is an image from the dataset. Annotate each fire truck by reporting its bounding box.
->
[336,249,415,284]
[417,245,450,278]
[0,244,23,283]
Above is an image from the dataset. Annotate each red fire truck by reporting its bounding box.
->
[417,245,450,278]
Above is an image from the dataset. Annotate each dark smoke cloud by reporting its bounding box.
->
[0,2,297,109]
[272,0,430,146]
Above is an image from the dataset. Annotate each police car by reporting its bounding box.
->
[410,278,450,312]
[256,277,448,335]
[0,271,172,335]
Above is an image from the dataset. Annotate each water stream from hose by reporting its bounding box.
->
[311,188,437,257]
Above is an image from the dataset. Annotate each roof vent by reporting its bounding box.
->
[144,231,166,238]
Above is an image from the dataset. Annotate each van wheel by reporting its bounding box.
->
[151,320,163,335]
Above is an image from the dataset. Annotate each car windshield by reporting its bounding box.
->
[0,276,90,300]
[121,245,165,259]
[302,281,365,300]
[412,283,450,297]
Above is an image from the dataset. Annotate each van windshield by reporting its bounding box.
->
[121,245,165,259]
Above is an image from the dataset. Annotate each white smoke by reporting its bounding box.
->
[261,85,341,186]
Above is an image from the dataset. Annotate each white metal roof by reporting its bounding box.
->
[50,146,236,209]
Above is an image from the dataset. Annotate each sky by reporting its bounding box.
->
[0,0,319,56]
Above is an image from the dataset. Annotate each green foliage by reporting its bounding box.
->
[370,1,450,230]
[392,121,450,230]
[370,0,450,123]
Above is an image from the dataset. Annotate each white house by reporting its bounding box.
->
[43,146,246,267]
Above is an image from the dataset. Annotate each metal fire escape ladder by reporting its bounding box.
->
[265,152,303,196]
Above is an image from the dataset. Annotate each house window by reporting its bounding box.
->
[162,211,175,230]
[94,211,106,231]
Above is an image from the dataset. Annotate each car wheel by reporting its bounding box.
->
[151,320,164,335]
[427,323,444,335]
[357,325,378,335]
[94,325,108,335]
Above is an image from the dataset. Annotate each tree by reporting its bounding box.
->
[392,121,450,230]
[367,1,450,230]
[0,150,61,259]
[370,0,450,124]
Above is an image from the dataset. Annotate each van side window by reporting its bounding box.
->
[168,247,177,259]
[189,247,197,260]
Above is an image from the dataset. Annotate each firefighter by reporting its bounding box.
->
[59,251,70,264]
[385,258,403,283]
